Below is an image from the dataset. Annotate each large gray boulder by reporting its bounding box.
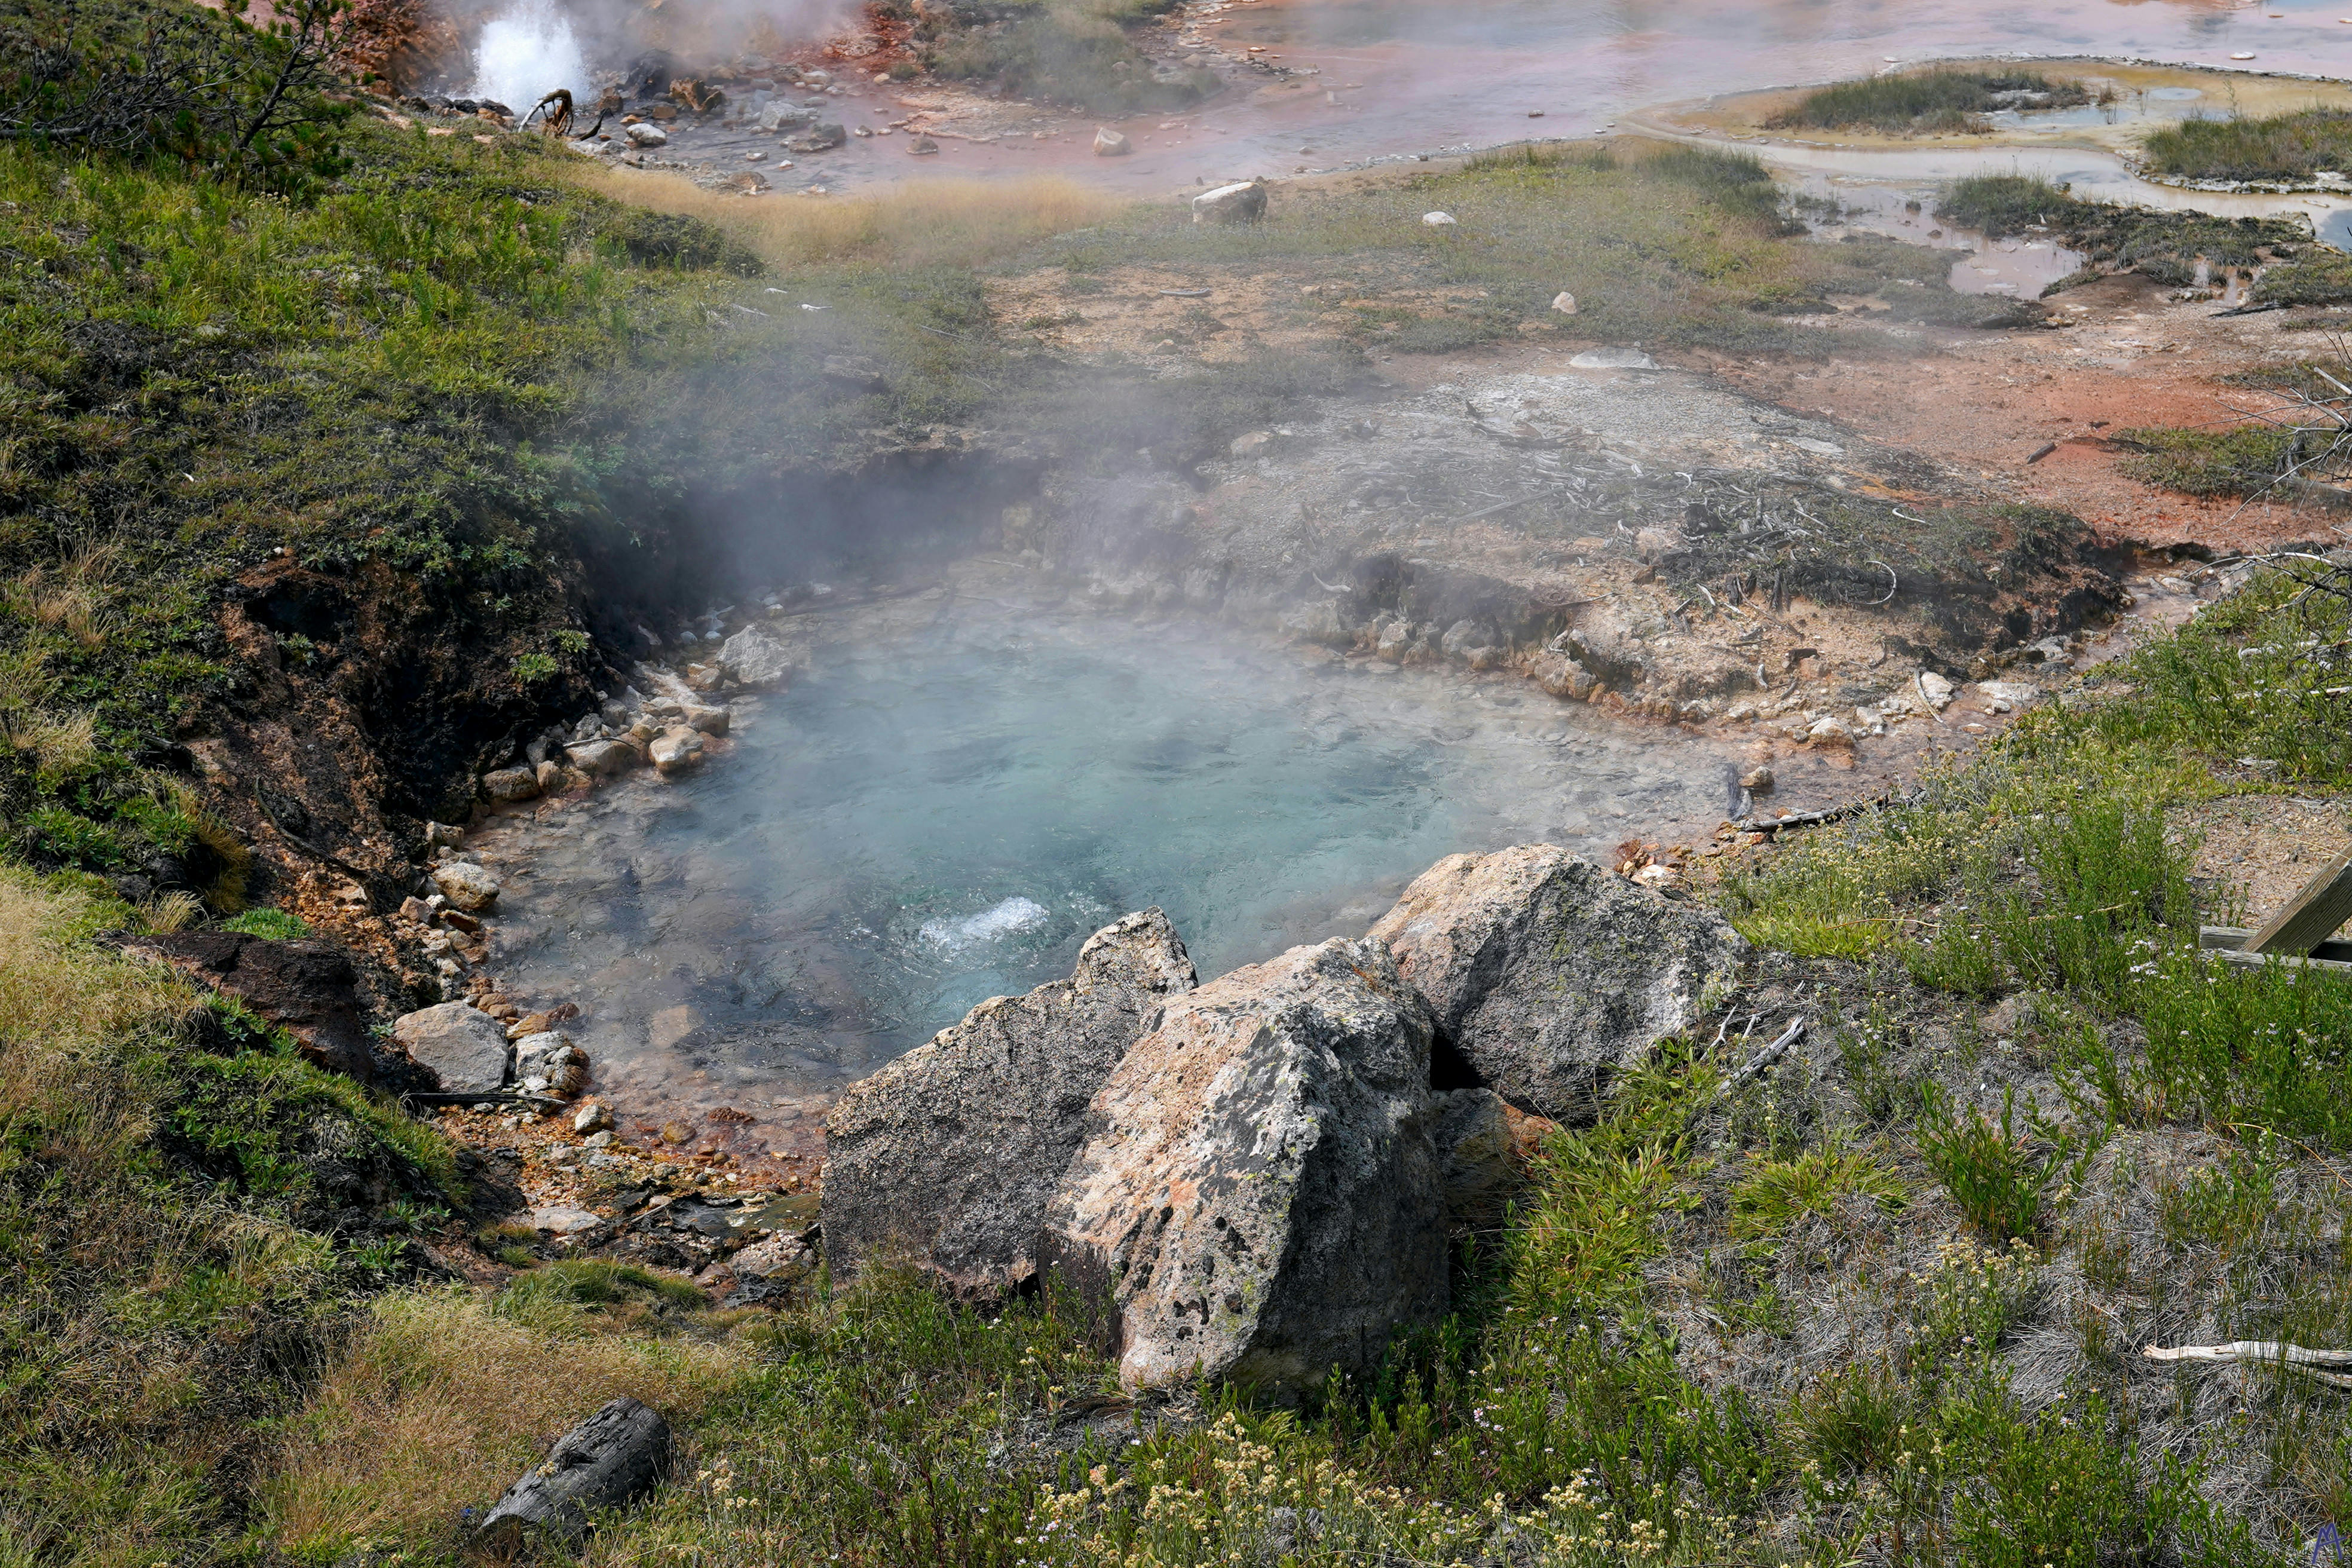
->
[1369,844,1748,1123]
[392,1002,512,1094]
[718,624,797,689]
[1043,936,1447,1397]
[821,908,1198,1296]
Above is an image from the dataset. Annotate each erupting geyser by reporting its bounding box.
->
[468,0,589,114]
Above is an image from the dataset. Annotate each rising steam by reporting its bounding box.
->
[469,0,589,111]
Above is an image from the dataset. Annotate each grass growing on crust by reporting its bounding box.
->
[1938,173,2305,284]
[2113,424,2307,498]
[1768,70,2093,136]
[2142,106,2352,185]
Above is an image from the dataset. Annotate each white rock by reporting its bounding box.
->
[1806,716,1855,749]
[1192,179,1266,224]
[682,702,731,736]
[1093,127,1131,157]
[531,1205,604,1236]
[1917,670,1955,710]
[1976,680,2044,708]
[650,725,705,773]
[1550,290,1577,314]
[1421,210,1457,226]
[625,121,667,148]
[719,624,797,688]
[430,860,501,912]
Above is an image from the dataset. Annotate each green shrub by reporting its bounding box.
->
[1918,1083,2098,1241]
[2253,252,2352,306]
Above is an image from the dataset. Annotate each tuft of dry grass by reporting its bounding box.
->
[259,1288,743,1556]
[580,170,1125,269]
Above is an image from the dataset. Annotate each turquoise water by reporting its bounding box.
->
[480,598,1741,1150]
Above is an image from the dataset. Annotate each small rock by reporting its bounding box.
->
[574,1100,614,1134]
[393,1002,512,1093]
[1738,765,1774,791]
[650,726,705,773]
[1550,290,1577,314]
[430,860,501,912]
[1918,670,1956,710]
[1976,679,2043,709]
[624,121,667,148]
[583,1129,616,1149]
[484,766,543,804]
[399,895,434,926]
[565,739,638,777]
[1093,127,1131,156]
[424,821,466,850]
[1806,716,1855,749]
[440,908,482,935]
[907,133,939,155]
[531,1205,604,1236]
[1192,179,1266,225]
[661,1121,692,1145]
[516,1032,589,1097]
[682,703,731,736]
[785,121,847,152]
[1229,430,1273,458]
[1422,211,1457,226]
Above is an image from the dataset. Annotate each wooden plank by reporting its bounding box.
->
[2201,926,2352,964]
[2207,945,2352,975]
[2243,845,2352,956]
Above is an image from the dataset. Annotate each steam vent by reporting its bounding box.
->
[19,0,2352,1556]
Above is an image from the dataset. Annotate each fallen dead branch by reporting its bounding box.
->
[2143,1341,2352,1390]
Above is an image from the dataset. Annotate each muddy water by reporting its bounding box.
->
[755,0,2352,198]
[479,590,1751,1154]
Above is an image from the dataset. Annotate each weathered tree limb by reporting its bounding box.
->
[2143,1341,2352,1389]
[476,1396,671,1548]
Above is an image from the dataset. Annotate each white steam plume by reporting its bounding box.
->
[469,0,589,112]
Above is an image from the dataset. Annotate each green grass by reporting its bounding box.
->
[218,907,310,939]
[1769,70,2094,136]
[2114,423,2309,498]
[2253,252,2352,307]
[1937,174,2305,284]
[2143,107,2352,185]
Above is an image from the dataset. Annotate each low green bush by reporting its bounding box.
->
[2143,107,2352,185]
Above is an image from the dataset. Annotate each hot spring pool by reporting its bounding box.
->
[476,584,1750,1160]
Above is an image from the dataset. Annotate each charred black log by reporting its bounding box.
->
[476,1396,671,1548]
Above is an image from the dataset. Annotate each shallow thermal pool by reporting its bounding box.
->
[480,589,1749,1155]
